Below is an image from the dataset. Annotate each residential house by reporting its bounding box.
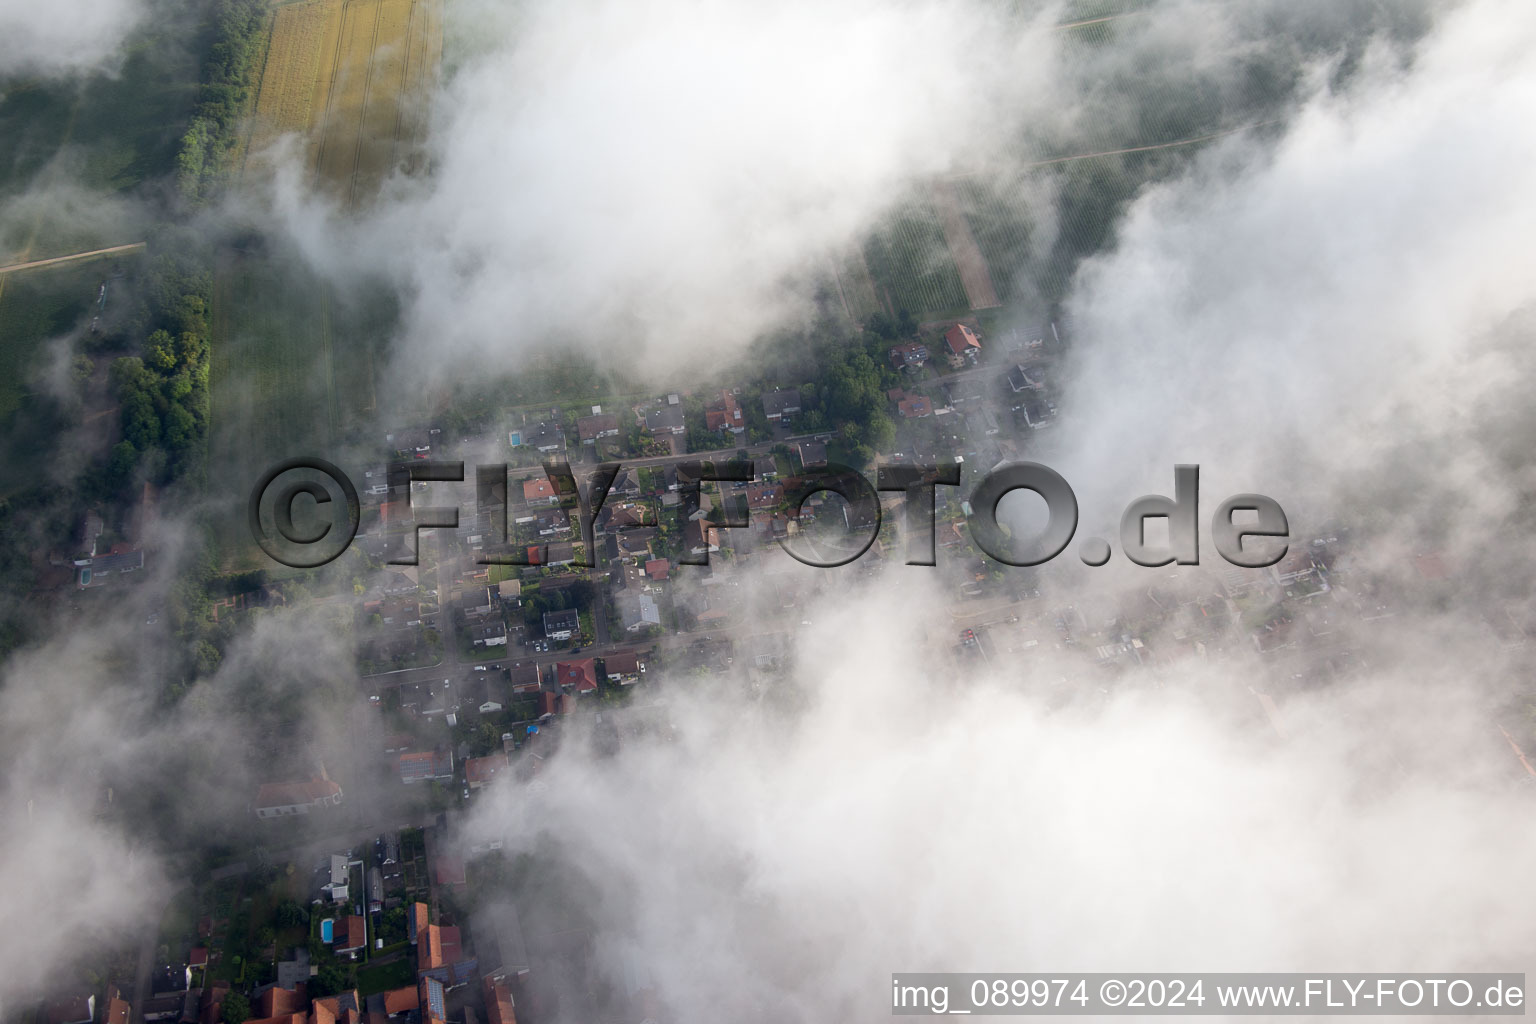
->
[431,860,467,894]
[74,545,144,589]
[507,661,541,693]
[577,408,620,444]
[944,376,987,408]
[522,477,557,505]
[381,987,418,1018]
[615,526,658,558]
[388,428,432,460]
[482,977,517,1024]
[378,570,417,596]
[644,558,670,581]
[965,407,1000,437]
[762,388,801,421]
[1016,393,1056,429]
[322,855,349,902]
[524,419,564,454]
[752,455,778,480]
[45,997,95,1024]
[543,608,578,640]
[683,519,720,555]
[105,987,130,1024]
[408,902,428,944]
[889,341,929,372]
[474,906,532,981]
[746,482,783,510]
[617,592,662,633]
[943,323,982,364]
[419,977,446,1024]
[644,398,686,435]
[465,676,506,712]
[1005,363,1043,394]
[887,387,933,418]
[398,749,454,784]
[537,691,575,719]
[1270,548,1326,590]
[254,770,343,819]
[704,391,745,433]
[466,753,508,790]
[796,441,827,467]
[603,651,644,683]
[534,508,571,536]
[334,916,366,959]
[610,468,642,498]
[543,541,576,566]
[553,658,599,694]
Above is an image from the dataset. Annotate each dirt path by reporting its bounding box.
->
[930,179,1001,310]
[0,242,147,276]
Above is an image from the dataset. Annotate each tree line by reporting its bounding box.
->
[176,0,269,202]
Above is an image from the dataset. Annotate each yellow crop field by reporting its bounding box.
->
[244,0,344,175]
[245,0,441,207]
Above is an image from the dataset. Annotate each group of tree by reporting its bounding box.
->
[107,262,213,495]
[176,0,269,202]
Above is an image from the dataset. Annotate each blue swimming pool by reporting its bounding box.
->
[320,918,334,943]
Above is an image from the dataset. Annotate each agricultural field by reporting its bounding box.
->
[243,0,346,171]
[861,195,971,319]
[207,252,335,564]
[929,179,1001,311]
[246,0,442,204]
[829,244,885,323]
[213,0,441,563]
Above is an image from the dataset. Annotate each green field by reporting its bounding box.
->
[861,196,970,319]
[0,262,116,494]
[208,254,334,564]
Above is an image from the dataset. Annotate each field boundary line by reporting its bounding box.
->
[347,0,387,209]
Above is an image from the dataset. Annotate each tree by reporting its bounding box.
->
[274,900,308,929]
[309,963,349,998]
[220,992,250,1024]
[864,311,896,340]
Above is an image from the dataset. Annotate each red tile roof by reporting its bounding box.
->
[644,558,670,580]
[409,902,428,944]
[944,323,981,355]
[466,754,508,786]
[335,915,366,951]
[382,988,418,1017]
[482,977,517,1024]
[254,776,341,810]
[603,651,641,677]
[704,391,743,431]
[257,985,307,1019]
[434,857,467,889]
[522,478,555,502]
[554,658,598,692]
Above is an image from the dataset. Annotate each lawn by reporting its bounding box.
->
[356,958,415,996]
